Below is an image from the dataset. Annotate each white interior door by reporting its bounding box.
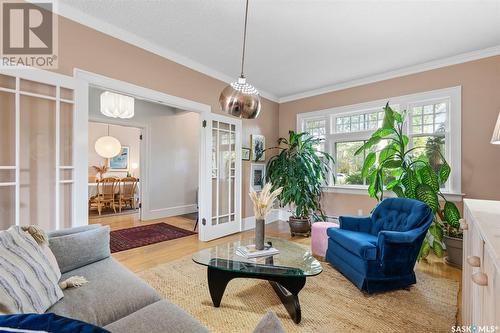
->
[0,68,75,231]
[199,113,242,241]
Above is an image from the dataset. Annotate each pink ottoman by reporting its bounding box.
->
[311,222,338,259]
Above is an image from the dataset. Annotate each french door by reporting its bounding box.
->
[199,113,242,241]
[0,68,75,231]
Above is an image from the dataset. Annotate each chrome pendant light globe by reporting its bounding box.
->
[219,76,261,119]
[219,0,261,119]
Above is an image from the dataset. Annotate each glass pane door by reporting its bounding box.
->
[200,114,241,241]
[0,70,75,231]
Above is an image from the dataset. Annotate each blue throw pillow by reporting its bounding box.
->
[0,313,110,333]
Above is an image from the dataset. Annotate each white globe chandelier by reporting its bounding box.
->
[100,91,135,119]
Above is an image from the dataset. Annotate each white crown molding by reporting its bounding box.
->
[279,45,500,103]
[54,3,280,103]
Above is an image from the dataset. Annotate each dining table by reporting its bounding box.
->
[88,181,141,201]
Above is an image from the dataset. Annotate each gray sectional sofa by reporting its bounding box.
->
[45,224,209,333]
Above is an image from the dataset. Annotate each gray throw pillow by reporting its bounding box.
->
[252,311,286,333]
[49,226,111,274]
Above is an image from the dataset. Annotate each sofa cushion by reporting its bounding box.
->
[48,226,110,274]
[104,300,209,333]
[46,258,161,327]
[327,228,377,260]
[47,225,100,238]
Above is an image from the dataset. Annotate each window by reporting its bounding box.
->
[335,110,384,133]
[409,102,448,174]
[335,141,364,185]
[298,87,461,196]
[303,118,326,151]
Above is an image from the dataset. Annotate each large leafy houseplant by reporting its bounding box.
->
[264,131,334,234]
[355,103,461,259]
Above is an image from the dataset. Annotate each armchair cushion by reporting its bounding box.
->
[370,198,431,234]
[327,228,377,260]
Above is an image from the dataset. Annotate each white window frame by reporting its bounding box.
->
[297,86,462,201]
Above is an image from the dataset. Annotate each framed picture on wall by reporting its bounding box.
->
[250,163,266,191]
[242,148,250,161]
[250,134,265,161]
[108,146,130,171]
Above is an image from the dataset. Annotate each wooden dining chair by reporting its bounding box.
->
[95,177,119,215]
[117,177,138,212]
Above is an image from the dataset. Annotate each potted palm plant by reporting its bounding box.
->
[354,103,462,266]
[263,131,334,236]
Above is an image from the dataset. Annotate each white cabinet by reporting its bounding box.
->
[462,199,500,327]
[483,245,500,326]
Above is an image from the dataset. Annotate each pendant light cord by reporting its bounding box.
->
[240,0,250,78]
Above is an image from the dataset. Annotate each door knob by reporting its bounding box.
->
[460,219,468,230]
[467,256,481,267]
[472,272,488,286]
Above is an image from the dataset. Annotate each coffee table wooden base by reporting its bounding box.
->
[207,266,307,324]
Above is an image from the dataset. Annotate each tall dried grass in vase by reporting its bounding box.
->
[249,183,282,250]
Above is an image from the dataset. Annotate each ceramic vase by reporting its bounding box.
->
[255,218,265,250]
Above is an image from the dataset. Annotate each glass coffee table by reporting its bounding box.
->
[192,237,322,324]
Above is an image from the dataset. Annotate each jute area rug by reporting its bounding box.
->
[139,256,458,333]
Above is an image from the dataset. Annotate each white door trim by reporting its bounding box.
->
[73,69,211,239]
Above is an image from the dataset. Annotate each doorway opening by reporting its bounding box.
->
[86,84,200,234]
[75,69,243,242]
[88,121,142,220]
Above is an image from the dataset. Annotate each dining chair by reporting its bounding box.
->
[117,177,138,212]
[97,177,119,214]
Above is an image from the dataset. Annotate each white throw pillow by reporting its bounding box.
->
[20,225,62,281]
[0,227,63,314]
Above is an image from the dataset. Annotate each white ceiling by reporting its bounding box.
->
[59,0,500,102]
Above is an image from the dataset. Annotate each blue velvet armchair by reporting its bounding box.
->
[325,198,434,293]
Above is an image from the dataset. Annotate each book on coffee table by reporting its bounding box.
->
[236,244,279,258]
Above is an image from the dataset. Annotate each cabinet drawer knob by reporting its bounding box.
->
[472,272,488,286]
[459,219,468,230]
[467,256,481,267]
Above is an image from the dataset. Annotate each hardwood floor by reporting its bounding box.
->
[90,213,462,323]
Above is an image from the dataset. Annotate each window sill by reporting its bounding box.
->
[322,186,464,202]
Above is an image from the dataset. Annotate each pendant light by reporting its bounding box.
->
[100,91,134,119]
[219,0,261,119]
[95,124,122,158]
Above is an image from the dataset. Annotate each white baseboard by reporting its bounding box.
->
[142,204,197,221]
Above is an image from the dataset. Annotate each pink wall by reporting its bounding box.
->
[51,14,499,219]
[279,56,500,216]
[52,16,279,218]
